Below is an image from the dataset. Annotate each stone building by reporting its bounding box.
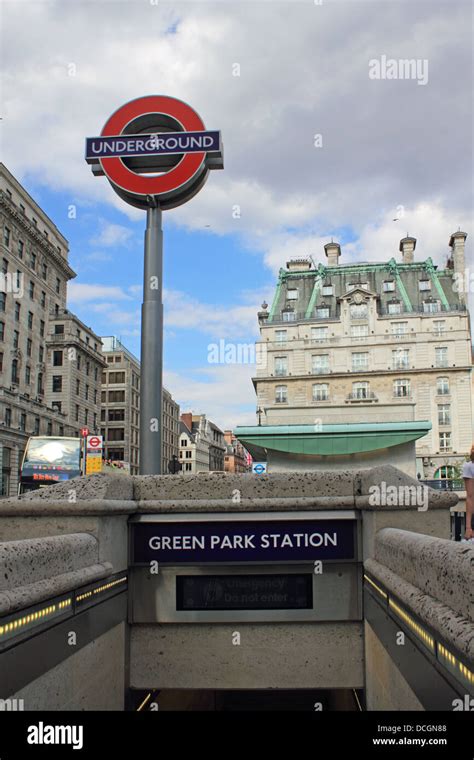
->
[0,163,104,496]
[223,429,249,473]
[100,336,179,475]
[252,235,473,479]
[179,413,226,473]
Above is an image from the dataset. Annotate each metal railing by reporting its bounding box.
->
[421,479,464,491]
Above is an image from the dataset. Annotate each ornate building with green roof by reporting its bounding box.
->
[242,233,473,478]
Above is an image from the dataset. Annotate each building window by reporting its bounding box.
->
[383,280,395,292]
[30,252,36,271]
[34,417,40,435]
[348,282,368,291]
[352,381,369,399]
[423,300,440,313]
[433,320,446,335]
[47,422,52,436]
[352,352,368,371]
[0,293,6,312]
[11,360,19,384]
[393,378,410,397]
[312,326,328,342]
[275,385,287,403]
[41,291,46,308]
[76,379,80,395]
[85,384,89,401]
[392,349,409,369]
[2,258,8,274]
[40,320,45,337]
[29,281,34,299]
[54,324,64,335]
[286,289,298,300]
[52,401,61,413]
[282,310,296,322]
[53,350,63,366]
[185,450,192,459]
[274,357,287,377]
[108,428,124,442]
[388,301,401,315]
[438,404,451,426]
[312,383,328,401]
[27,311,33,329]
[84,410,88,424]
[13,330,19,349]
[39,346,44,362]
[419,279,431,291]
[434,465,456,481]
[351,324,369,338]
[391,321,408,335]
[316,306,330,319]
[275,329,287,343]
[0,351,3,372]
[18,240,23,258]
[3,227,11,247]
[26,338,32,357]
[94,367,98,381]
[437,377,449,395]
[75,405,79,422]
[20,413,26,432]
[439,432,451,452]
[108,409,125,421]
[37,373,43,395]
[42,262,47,279]
[108,371,126,384]
[52,376,62,392]
[94,389,97,404]
[86,361,90,376]
[435,347,448,368]
[322,285,333,296]
[109,390,125,403]
[56,277,61,294]
[350,303,368,320]
[14,302,20,321]
[5,408,11,427]
[312,354,329,374]
[0,321,4,341]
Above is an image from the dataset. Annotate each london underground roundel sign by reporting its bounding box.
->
[85,95,223,210]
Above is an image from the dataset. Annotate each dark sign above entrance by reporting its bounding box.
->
[131,519,357,564]
[176,574,313,611]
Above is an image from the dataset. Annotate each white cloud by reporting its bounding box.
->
[67,283,133,304]
[164,288,262,339]
[90,222,134,247]
[165,364,257,430]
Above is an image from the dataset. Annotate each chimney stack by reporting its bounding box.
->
[449,230,467,276]
[180,412,193,432]
[399,236,416,264]
[324,241,341,267]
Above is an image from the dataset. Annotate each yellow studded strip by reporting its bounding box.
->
[0,598,71,638]
[389,598,435,652]
[364,574,387,599]
[438,643,474,687]
[76,576,127,603]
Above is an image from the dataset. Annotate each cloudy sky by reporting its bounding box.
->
[2,0,472,429]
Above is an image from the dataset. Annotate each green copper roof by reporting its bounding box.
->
[235,421,431,459]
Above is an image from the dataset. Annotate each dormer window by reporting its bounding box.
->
[419,279,431,291]
[423,299,440,313]
[322,285,333,296]
[286,289,298,300]
[383,280,395,292]
[316,304,330,318]
[388,300,401,315]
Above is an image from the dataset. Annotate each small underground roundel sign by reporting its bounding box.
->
[252,462,268,475]
[85,95,223,210]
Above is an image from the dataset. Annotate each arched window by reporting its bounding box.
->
[434,465,456,480]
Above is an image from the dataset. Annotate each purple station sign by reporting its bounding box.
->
[131,519,357,564]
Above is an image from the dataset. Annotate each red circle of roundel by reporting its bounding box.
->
[89,437,101,447]
[100,96,206,197]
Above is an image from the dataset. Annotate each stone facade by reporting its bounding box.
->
[0,163,104,497]
[179,413,226,472]
[101,337,179,475]
[254,236,473,480]
[223,429,249,472]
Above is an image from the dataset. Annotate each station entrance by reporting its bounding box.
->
[129,689,364,711]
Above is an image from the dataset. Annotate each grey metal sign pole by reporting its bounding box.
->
[139,203,163,474]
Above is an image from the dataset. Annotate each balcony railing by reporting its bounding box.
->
[346,391,378,401]
[420,479,464,491]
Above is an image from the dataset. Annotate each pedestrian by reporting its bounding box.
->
[462,445,474,540]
